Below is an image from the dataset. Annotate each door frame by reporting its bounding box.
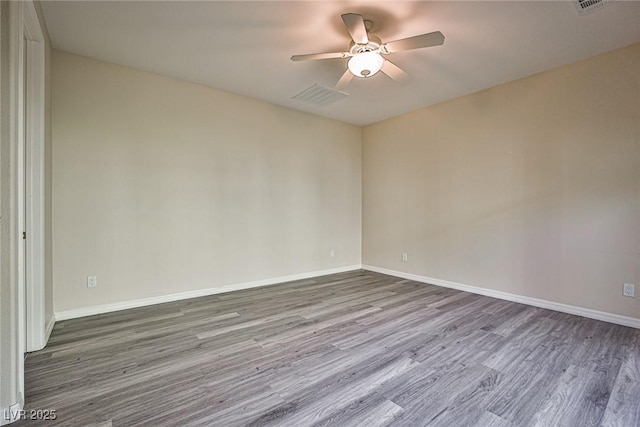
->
[9,0,46,405]
[22,1,46,354]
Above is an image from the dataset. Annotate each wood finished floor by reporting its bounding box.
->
[19,270,640,426]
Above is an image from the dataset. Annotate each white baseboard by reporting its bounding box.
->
[362,265,640,329]
[45,314,55,343]
[55,265,363,321]
[0,395,23,426]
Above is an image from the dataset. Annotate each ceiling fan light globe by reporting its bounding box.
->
[348,52,383,78]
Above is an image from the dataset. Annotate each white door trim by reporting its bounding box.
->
[7,0,46,416]
[22,1,46,353]
[8,0,26,411]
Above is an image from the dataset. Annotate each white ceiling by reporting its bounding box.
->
[41,1,640,126]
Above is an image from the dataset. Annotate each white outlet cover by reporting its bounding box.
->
[87,275,97,288]
[623,283,635,298]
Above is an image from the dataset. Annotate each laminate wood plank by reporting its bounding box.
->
[195,311,303,339]
[356,300,441,329]
[370,285,444,308]
[484,359,573,425]
[249,356,419,426]
[385,363,497,426]
[473,411,513,427]
[530,362,612,427]
[311,397,404,427]
[267,326,431,400]
[600,341,640,427]
[416,367,502,427]
[257,306,382,348]
[482,315,562,373]
[481,305,541,337]
[313,290,398,314]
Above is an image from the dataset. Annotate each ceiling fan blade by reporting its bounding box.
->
[334,69,353,91]
[381,59,409,81]
[341,13,369,44]
[291,52,349,61]
[383,31,445,53]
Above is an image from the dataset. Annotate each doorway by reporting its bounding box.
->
[22,33,46,355]
[11,0,46,405]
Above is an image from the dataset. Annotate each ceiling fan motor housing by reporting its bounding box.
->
[349,35,382,55]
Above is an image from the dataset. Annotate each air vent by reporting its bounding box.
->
[574,0,615,15]
[291,84,348,106]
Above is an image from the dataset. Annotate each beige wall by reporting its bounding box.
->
[363,43,640,319]
[52,51,362,313]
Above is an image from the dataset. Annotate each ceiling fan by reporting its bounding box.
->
[291,13,445,91]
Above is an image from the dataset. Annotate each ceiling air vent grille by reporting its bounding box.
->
[574,0,615,15]
[291,84,348,106]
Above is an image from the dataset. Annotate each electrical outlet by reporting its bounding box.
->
[623,283,635,298]
[330,249,335,258]
[87,275,97,288]
[312,251,318,260]
[402,253,408,262]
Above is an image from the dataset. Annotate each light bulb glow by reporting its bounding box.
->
[348,52,383,78]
